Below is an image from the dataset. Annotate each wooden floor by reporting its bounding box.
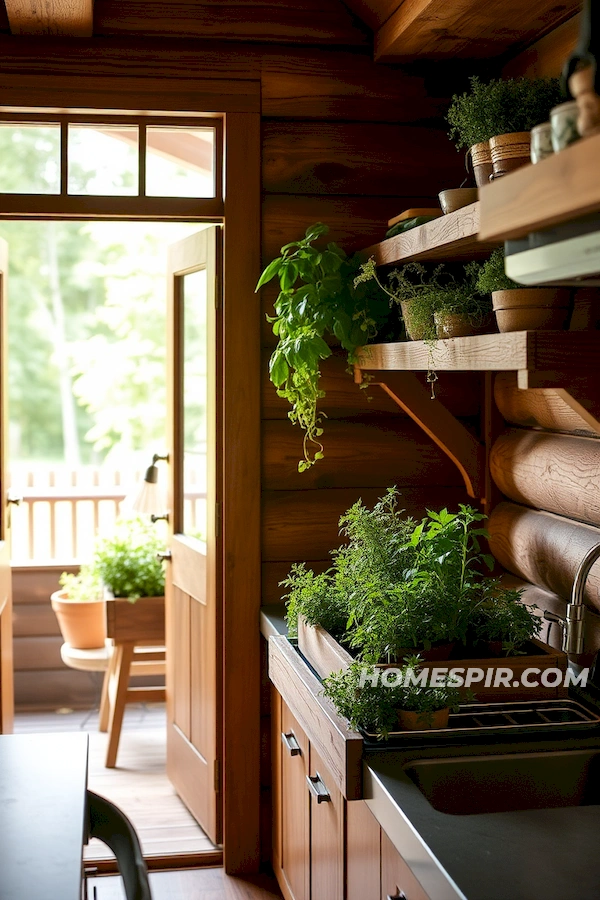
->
[86,869,282,899]
[14,704,216,860]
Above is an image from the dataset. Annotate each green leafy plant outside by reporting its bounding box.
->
[59,564,103,602]
[446,75,563,150]
[476,247,519,293]
[92,516,166,601]
[257,223,393,471]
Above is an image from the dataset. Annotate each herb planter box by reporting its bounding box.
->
[297,616,568,703]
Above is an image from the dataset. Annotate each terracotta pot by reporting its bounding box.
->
[397,707,450,731]
[492,289,571,332]
[469,141,493,188]
[434,311,493,339]
[569,66,600,138]
[50,589,107,649]
[489,132,531,178]
[400,300,431,342]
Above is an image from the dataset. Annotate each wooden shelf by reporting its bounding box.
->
[479,133,600,242]
[359,201,500,267]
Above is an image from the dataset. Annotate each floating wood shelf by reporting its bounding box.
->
[479,133,600,242]
[359,201,500,266]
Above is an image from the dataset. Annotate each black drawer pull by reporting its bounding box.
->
[387,891,407,900]
[281,731,301,756]
[306,773,331,803]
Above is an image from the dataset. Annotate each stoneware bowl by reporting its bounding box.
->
[438,188,478,214]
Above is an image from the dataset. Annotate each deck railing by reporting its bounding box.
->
[9,466,206,563]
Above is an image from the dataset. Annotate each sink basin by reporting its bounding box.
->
[405,749,600,815]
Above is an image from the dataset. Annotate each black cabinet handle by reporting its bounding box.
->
[306,773,331,803]
[387,892,407,900]
[281,731,301,756]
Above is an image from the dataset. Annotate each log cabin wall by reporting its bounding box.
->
[483,20,600,668]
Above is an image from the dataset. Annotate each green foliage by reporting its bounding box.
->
[470,585,542,656]
[59,564,103,603]
[446,75,563,150]
[257,224,393,470]
[322,657,463,739]
[476,248,519,294]
[92,516,166,601]
[281,563,349,640]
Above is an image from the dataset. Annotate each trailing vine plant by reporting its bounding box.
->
[256,223,392,471]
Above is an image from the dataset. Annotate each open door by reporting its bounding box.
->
[0,237,13,734]
[165,228,222,845]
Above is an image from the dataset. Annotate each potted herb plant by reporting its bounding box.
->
[446,75,563,183]
[322,657,464,737]
[51,564,106,650]
[477,248,571,332]
[470,586,542,657]
[256,223,394,471]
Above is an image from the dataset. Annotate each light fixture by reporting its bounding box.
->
[129,452,169,519]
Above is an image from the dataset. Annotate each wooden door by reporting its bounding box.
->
[279,700,310,900]
[0,238,13,734]
[166,228,222,845]
[309,745,344,900]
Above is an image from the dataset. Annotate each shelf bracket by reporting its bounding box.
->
[356,369,485,501]
[517,370,600,436]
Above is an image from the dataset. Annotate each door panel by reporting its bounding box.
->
[166,228,221,844]
[0,238,13,734]
[310,745,344,900]
[280,701,309,900]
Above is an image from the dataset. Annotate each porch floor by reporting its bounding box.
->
[13,703,216,860]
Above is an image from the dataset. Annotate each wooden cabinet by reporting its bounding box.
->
[381,830,430,900]
[309,746,344,900]
[346,799,381,900]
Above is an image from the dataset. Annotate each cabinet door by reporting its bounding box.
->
[381,831,430,900]
[309,745,344,900]
[278,699,310,900]
[347,800,381,900]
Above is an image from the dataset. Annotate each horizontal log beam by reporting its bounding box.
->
[494,372,598,437]
[5,0,93,36]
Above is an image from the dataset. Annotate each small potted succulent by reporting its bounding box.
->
[446,75,563,183]
[477,248,571,332]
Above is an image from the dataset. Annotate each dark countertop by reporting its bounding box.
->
[260,607,600,900]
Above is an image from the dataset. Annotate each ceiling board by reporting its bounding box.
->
[374,0,582,61]
[4,0,93,35]
[341,0,399,30]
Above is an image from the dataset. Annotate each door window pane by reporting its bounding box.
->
[0,124,60,194]
[146,127,215,198]
[182,269,208,539]
[68,125,138,196]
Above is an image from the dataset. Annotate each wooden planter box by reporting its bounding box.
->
[297,616,569,703]
[105,595,165,645]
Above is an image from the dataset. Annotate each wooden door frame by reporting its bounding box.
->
[0,77,262,874]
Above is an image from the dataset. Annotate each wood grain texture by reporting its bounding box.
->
[479,132,600,242]
[5,0,92,35]
[494,372,598,436]
[268,636,363,800]
[262,122,463,197]
[490,430,600,528]
[13,635,63,670]
[359,201,500,265]
[503,12,580,78]
[279,700,309,900]
[92,0,369,44]
[262,487,467,561]
[262,418,461,491]
[309,745,344,900]
[346,800,381,900]
[105,596,165,645]
[490,502,600,613]
[87,869,281,899]
[375,0,580,61]
[343,0,400,30]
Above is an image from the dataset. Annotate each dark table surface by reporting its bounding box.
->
[0,732,88,900]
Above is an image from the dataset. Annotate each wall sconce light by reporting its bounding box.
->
[130,452,169,520]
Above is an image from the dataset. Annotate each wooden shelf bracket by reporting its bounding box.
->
[356,368,485,501]
[517,370,600,437]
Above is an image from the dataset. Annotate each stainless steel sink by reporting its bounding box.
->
[405,749,600,815]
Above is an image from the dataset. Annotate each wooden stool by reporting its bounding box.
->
[60,638,166,768]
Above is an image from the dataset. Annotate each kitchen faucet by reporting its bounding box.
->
[544,542,600,655]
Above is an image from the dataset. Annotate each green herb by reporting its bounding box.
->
[476,247,519,293]
[257,223,393,471]
[446,75,563,150]
[281,562,349,640]
[92,516,166,601]
[59,564,103,602]
[470,585,541,656]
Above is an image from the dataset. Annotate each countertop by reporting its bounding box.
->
[261,606,600,900]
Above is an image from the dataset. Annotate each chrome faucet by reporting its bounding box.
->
[544,542,600,655]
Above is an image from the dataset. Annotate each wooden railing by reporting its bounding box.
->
[9,467,206,563]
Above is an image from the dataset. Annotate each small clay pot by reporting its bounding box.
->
[397,707,450,731]
[492,289,571,332]
[434,311,493,339]
[469,141,493,188]
[50,589,107,649]
[569,66,600,139]
[489,132,531,178]
[400,300,432,342]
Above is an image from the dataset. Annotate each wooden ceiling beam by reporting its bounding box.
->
[4,0,93,36]
[374,0,581,62]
